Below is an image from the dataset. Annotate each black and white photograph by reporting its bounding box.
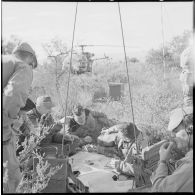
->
[1,1,194,193]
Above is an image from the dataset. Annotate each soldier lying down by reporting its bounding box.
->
[54,104,117,144]
[98,122,164,177]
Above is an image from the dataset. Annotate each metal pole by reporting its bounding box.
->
[160,3,166,81]
[61,2,78,156]
[61,2,78,192]
[118,2,139,153]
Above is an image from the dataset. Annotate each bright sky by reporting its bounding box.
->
[2,2,193,63]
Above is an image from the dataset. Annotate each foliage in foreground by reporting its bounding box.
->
[3,120,63,193]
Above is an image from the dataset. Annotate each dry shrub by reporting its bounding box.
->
[31,51,183,141]
[11,121,63,193]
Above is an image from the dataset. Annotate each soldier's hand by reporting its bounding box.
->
[101,130,108,135]
[159,142,174,161]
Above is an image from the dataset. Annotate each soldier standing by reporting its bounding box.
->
[3,42,37,193]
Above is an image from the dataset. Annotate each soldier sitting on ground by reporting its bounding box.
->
[17,96,81,156]
[59,104,117,143]
[15,96,56,148]
[149,45,193,192]
[150,106,193,192]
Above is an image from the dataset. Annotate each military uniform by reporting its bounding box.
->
[27,108,54,127]
[3,42,36,193]
[150,149,193,192]
[150,47,194,192]
[69,107,116,142]
[16,107,55,153]
[20,96,81,156]
[151,104,193,192]
[98,123,147,176]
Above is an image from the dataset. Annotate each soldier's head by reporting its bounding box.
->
[168,106,193,150]
[72,104,86,125]
[119,122,141,142]
[36,96,55,115]
[13,42,38,69]
[116,123,142,156]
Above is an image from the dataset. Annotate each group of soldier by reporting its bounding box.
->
[2,42,193,193]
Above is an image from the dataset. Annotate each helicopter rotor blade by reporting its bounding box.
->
[75,44,140,48]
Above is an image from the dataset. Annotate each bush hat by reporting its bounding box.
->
[13,42,37,68]
[168,106,193,132]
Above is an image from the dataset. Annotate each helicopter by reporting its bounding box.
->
[63,44,140,75]
[62,44,110,74]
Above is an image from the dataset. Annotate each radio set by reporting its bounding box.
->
[130,139,183,188]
